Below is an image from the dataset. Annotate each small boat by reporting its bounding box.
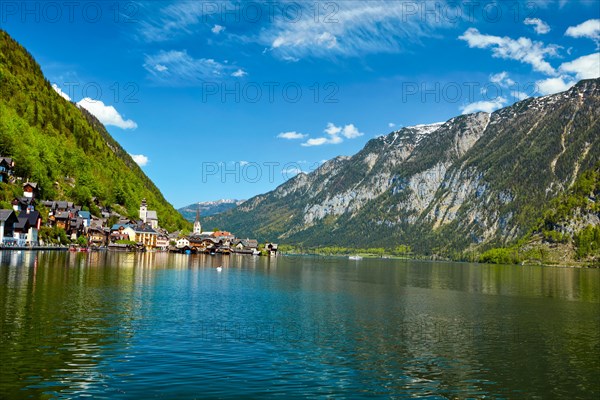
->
[216,266,223,272]
[349,255,363,260]
[69,245,88,252]
[252,249,260,256]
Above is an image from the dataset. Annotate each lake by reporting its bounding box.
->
[1,251,598,398]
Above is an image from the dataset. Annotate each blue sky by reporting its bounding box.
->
[2,1,599,207]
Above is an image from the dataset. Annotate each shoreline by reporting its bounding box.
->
[1,248,597,268]
[279,252,599,269]
[0,246,69,251]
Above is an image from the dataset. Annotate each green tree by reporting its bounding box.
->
[76,235,88,247]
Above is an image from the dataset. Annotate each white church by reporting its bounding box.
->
[139,198,159,229]
[193,206,202,235]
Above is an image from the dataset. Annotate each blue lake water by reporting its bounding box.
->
[1,251,599,398]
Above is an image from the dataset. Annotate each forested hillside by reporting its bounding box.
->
[0,30,189,231]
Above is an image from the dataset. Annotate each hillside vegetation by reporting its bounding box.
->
[0,30,188,231]
[480,165,600,266]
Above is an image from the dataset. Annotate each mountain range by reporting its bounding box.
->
[178,199,245,222]
[205,78,600,263]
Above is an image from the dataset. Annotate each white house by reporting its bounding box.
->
[176,237,190,248]
[0,209,18,245]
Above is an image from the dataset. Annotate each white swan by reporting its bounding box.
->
[216,266,223,272]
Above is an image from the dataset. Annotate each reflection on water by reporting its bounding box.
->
[0,251,598,398]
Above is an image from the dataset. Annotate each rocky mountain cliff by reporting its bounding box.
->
[206,78,600,256]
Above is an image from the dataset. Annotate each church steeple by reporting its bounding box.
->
[193,205,202,235]
[140,198,147,222]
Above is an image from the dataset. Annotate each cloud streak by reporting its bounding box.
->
[138,1,451,60]
[143,50,244,86]
[459,28,560,75]
[262,1,450,60]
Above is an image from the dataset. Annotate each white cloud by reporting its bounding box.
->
[144,50,243,86]
[524,18,550,35]
[483,72,529,103]
[458,28,560,75]
[154,64,168,72]
[341,124,363,139]
[388,122,395,128]
[559,53,600,80]
[490,71,515,87]
[281,55,300,63]
[535,76,576,95]
[231,68,247,78]
[460,97,507,114]
[565,19,600,41]
[324,122,342,136]
[324,123,363,139]
[211,24,225,34]
[277,131,307,140]
[301,137,329,147]
[130,154,149,166]
[316,32,338,49]
[52,84,71,101]
[328,135,344,144]
[77,98,138,129]
[301,122,363,146]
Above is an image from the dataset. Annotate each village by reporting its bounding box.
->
[0,156,277,256]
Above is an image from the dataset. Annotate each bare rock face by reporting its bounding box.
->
[206,79,600,252]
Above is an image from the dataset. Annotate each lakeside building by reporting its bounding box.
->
[0,209,41,246]
[125,225,158,250]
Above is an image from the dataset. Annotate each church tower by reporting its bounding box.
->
[140,198,147,223]
[193,205,202,235]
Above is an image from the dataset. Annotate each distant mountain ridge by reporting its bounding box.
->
[205,78,600,262]
[179,199,245,222]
